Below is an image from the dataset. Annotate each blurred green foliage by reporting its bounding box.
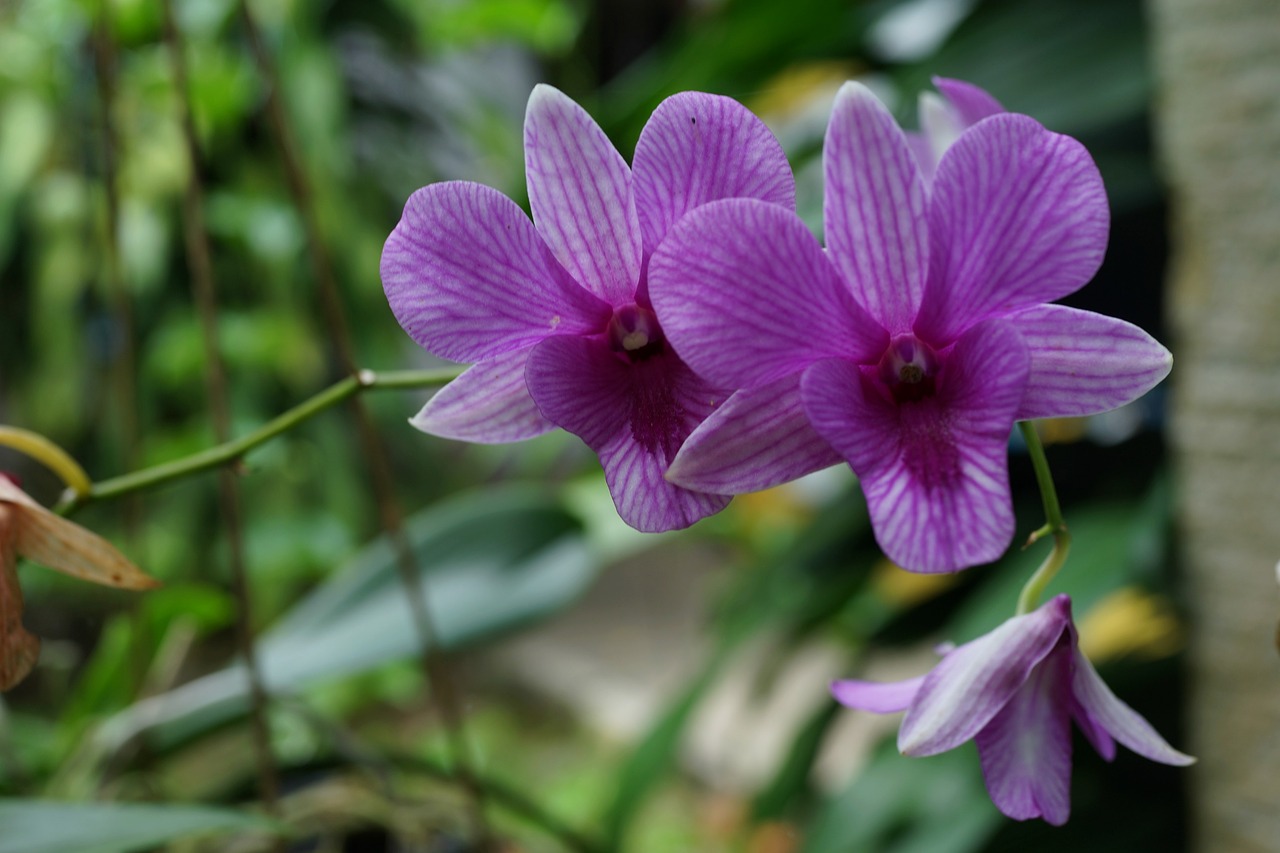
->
[0,0,1185,850]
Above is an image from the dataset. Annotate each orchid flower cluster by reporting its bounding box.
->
[381,78,1192,824]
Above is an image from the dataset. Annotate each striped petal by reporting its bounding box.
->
[933,77,1005,128]
[525,85,642,307]
[409,349,553,443]
[382,181,609,363]
[633,91,795,257]
[650,198,887,391]
[801,319,1029,573]
[916,114,1110,344]
[897,595,1072,756]
[824,81,929,334]
[1007,305,1172,420]
[524,335,730,532]
[666,376,842,495]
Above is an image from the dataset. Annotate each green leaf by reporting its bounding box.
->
[0,799,280,853]
[752,699,841,821]
[96,486,598,751]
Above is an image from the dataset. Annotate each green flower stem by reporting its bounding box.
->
[58,367,462,514]
[1015,420,1072,615]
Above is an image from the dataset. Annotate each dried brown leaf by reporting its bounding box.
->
[0,505,40,691]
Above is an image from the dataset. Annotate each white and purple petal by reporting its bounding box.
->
[933,77,1005,128]
[1006,304,1173,420]
[916,114,1110,344]
[633,91,795,257]
[524,335,730,532]
[382,181,610,363]
[824,82,929,335]
[525,85,642,307]
[1070,645,1196,767]
[974,639,1075,825]
[896,595,1073,756]
[666,376,843,495]
[650,198,887,391]
[409,349,553,443]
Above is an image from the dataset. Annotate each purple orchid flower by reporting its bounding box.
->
[381,85,795,532]
[830,595,1194,825]
[648,81,1172,572]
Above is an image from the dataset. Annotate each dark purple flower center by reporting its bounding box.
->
[608,304,665,362]
[878,334,939,404]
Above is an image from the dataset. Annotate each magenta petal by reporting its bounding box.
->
[824,82,929,335]
[1070,648,1196,766]
[525,335,730,532]
[897,596,1072,756]
[633,91,795,256]
[802,320,1029,573]
[975,641,1074,825]
[1071,693,1117,762]
[524,85,642,307]
[666,376,843,495]
[650,198,887,390]
[831,675,925,713]
[409,349,553,443]
[917,114,1110,343]
[1006,305,1173,419]
[933,77,1005,128]
[382,181,610,362]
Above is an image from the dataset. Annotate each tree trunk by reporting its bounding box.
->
[1150,1,1280,850]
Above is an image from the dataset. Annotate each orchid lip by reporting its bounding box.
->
[878,333,940,403]
[608,304,666,361]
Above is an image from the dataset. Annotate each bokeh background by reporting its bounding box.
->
[2,0,1275,850]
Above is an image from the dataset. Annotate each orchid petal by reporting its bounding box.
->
[824,81,929,334]
[1006,305,1173,420]
[382,181,609,363]
[916,114,1109,343]
[830,675,925,713]
[933,77,1005,128]
[410,349,553,443]
[1071,693,1117,762]
[975,641,1074,825]
[650,198,887,390]
[525,85,641,307]
[1071,648,1196,766]
[896,596,1072,756]
[1,509,39,691]
[525,335,730,532]
[633,91,795,257]
[802,319,1028,573]
[666,376,843,495]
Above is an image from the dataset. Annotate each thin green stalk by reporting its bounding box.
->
[1015,421,1072,615]
[58,368,460,513]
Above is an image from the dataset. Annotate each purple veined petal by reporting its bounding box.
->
[974,641,1074,825]
[933,77,1005,128]
[824,81,929,335]
[409,349,554,443]
[525,85,642,307]
[905,127,940,185]
[382,181,610,363]
[896,595,1073,756]
[525,334,731,532]
[801,319,1029,573]
[916,114,1110,344]
[1070,646,1196,766]
[1005,304,1173,420]
[665,375,843,495]
[633,91,795,257]
[650,198,887,391]
[1071,693,1117,762]
[830,675,926,713]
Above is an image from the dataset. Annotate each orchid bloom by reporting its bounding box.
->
[649,80,1171,571]
[908,77,1005,182]
[830,595,1194,825]
[382,85,795,532]
[0,475,157,690]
